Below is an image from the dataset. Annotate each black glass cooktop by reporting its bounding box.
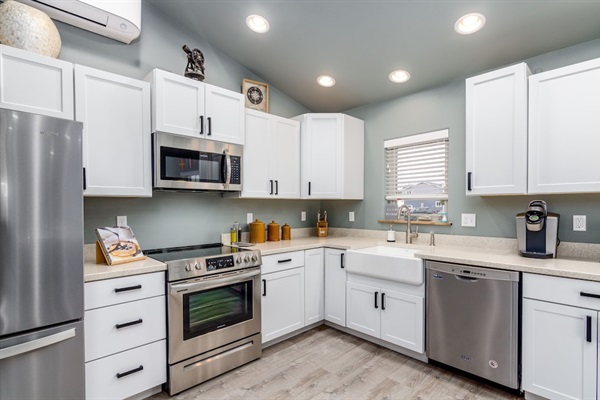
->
[145,243,248,262]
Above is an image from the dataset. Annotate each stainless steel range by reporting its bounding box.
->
[146,244,262,395]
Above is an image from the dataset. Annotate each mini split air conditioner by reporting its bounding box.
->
[17,0,141,44]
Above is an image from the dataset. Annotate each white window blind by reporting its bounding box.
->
[385,129,449,201]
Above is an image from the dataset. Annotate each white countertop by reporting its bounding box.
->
[84,245,166,282]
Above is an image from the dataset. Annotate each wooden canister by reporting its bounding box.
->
[281,223,291,240]
[317,220,328,237]
[249,219,265,243]
[267,221,280,241]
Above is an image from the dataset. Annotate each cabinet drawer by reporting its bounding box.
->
[524,273,600,310]
[85,272,164,310]
[262,251,305,274]
[85,339,166,400]
[85,296,166,362]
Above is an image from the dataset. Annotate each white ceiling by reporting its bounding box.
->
[147,1,600,113]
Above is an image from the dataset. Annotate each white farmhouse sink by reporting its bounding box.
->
[345,246,424,285]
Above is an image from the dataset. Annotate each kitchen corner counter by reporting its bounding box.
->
[240,236,381,255]
[84,257,166,282]
[415,246,600,282]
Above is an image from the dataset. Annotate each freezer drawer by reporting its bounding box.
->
[426,261,520,389]
[0,320,85,400]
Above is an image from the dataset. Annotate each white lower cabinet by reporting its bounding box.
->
[346,275,424,353]
[304,248,325,325]
[324,248,347,326]
[84,272,167,400]
[261,252,305,344]
[523,273,600,400]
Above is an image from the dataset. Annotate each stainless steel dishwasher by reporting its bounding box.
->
[426,261,520,389]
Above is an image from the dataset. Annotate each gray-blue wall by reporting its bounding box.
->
[325,38,600,244]
[55,3,599,246]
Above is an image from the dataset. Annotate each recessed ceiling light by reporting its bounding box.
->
[454,13,486,35]
[389,70,411,83]
[246,14,270,33]
[317,75,336,87]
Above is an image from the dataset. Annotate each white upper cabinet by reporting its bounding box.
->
[146,69,244,145]
[75,65,151,197]
[0,45,74,120]
[242,110,300,198]
[528,57,600,194]
[465,63,530,195]
[294,113,364,199]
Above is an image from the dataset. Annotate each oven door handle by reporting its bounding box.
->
[170,268,260,293]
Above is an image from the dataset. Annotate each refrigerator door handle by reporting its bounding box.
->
[0,328,76,360]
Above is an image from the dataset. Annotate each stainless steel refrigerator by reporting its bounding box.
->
[0,108,85,399]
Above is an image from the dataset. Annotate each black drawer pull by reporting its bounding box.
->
[277,259,292,263]
[382,293,386,310]
[467,172,472,191]
[115,318,143,330]
[116,365,143,379]
[207,117,212,135]
[308,182,311,196]
[262,279,266,296]
[587,316,592,343]
[341,253,345,269]
[270,180,274,195]
[581,292,600,299]
[199,115,204,135]
[114,284,142,293]
[374,291,379,309]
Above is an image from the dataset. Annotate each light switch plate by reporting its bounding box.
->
[461,213,476,227]
[349,211,355,222]
[246,213,253,224]
[116,215,127,227]
[573,215,586,231]
[301,211,306,221]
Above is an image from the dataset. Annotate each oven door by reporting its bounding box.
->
[168,267,261,364]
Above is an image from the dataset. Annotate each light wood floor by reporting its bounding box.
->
[151,326,522,400]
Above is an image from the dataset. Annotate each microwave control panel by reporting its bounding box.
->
[230,156,241,184]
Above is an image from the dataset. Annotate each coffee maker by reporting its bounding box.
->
[516,200,560,258]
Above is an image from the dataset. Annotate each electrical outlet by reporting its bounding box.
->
[246,213,253,224]
[573,215,586,231]
[349,211,355,222]
[461,213,476,227]
[116,215,127,226]
[301,211,306,222]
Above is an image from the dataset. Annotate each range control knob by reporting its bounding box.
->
[194,262,201,270]
[236,256,243,264]
[244,255,250,262]
[184,264,191,272]
[251,254,258,262]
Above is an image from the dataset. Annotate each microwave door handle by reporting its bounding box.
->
[223,149,231,187]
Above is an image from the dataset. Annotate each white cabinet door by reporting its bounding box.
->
[148,69,205,138]
[204,83,245,145]
[465,63,529,195]
[0,45,74,120]
[346,281,380,338]
[528,57,600,194]
[324,249,347,326]
[272,116,301,198]
[380,289,424,353]
[75,65,151,197]
[242,110,271,197]
[304,248,324,326]
[301,114,342,198]
[522,298,597,400]
[261,267,305,343]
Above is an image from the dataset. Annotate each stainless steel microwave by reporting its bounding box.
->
[153,132,242,192]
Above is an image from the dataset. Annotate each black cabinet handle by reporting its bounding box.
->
[207,117,212,135]
[199,115,204,135]
[374,291,379,309]
[382,293,386,310]
[275,180,279,195]
[308,182,311,196]
[277,259,292,263]
[83,167,87,190]
[114,284,142,293]
[341,253,345,269]
[270,180,274,195]
[467,172,472,191]
[262,279,266,296]
[587,316,592,343]
[116,365,143,379]
[581,292,600,299]
[115,318,143,330]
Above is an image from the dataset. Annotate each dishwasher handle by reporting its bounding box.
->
[455,275,479,282]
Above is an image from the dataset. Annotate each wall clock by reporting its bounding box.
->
[242,78,269,112]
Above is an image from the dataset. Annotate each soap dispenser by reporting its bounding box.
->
[387,225,395,242]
